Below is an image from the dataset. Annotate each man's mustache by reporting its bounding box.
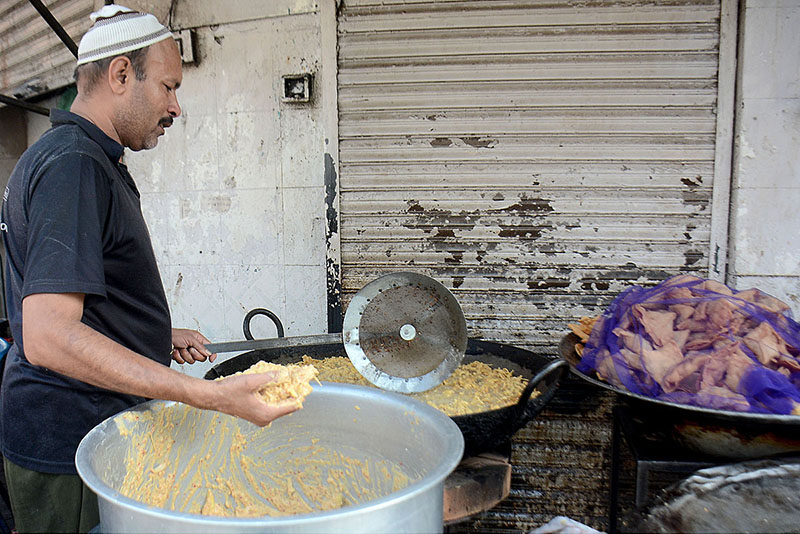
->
[159,117,173,128]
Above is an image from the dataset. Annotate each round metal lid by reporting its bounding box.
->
[342,272,468,393]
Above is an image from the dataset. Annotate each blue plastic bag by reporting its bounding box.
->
[577,275,800,414]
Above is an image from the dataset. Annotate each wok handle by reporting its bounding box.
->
[243,308,285,340]
[522,358,568,419]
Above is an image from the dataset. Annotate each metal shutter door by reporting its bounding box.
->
[0,0,93,99]
[336,0,724,351]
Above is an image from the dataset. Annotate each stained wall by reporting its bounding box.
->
[123,3,329,378]
[728,0,800,309]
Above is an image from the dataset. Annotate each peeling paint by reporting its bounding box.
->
[681,190,709,209]
[324,154,338,235]
[445,251,463,264]
[324,153,342,332]
[498,226,544,239]
[461,136,496,149]
[434,228,455,239]
[527,278,570,290]
[580,280,610,291]
[684,222,697,241]
[493,194,554,214]
[406,200,424,213]
[684,250,703,266]
[681,175,703,188]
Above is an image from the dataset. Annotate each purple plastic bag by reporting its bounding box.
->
[577,275,800,414]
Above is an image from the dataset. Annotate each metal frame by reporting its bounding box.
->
[321,0,343,333]
[708,0,740,282]
[608,404,717,533]
[28,0,79,57]
[0,94,49,116]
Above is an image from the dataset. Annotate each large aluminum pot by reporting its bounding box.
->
[75,383,464,533]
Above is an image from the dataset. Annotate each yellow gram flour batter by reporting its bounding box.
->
[224,361,319,408]
[302,356,532,416]
[115,403,411,518]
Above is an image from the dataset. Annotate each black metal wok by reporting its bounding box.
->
[560,333,800,459]
[205,317,566,456]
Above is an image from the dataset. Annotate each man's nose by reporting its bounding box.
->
[169,94,181,118]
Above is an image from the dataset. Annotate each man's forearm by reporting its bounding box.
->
[39,318,208,405]
[22,292,213,408]
[22,292,298,426]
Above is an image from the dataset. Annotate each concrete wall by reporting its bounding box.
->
[728,0,800,310]
[23,99,55,146]
[123,6,328,377]
[1,2,330,378]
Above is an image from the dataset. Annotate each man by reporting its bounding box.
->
[0,6,296,532]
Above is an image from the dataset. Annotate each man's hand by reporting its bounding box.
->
[171,328,216,364]
[22,294,295,427]
[205,372,300,426]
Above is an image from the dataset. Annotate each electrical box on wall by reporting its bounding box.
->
[174,29,196,64]
[281,73,312,103]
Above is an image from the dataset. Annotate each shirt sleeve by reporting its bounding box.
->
[22,152,111,300]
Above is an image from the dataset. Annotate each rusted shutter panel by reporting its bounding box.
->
[0,0,93,99]
[337,0,721,351]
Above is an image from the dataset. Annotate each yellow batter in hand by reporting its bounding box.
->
[223,361,319,408]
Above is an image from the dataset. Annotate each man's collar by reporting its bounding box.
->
[50,108,124,162]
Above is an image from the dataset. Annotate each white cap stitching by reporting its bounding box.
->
[77,5,173,66]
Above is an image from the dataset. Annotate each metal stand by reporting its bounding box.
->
[444,440,512,527]
[608,404,717,533]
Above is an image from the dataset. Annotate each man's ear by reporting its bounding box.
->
[107,56,132,95]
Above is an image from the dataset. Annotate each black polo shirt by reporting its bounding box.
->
[0,109,172,474]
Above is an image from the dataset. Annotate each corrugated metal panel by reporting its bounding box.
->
[0,0,93,98]
[337,0,722,352]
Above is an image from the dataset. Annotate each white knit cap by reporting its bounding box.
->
[76,5,173,66]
